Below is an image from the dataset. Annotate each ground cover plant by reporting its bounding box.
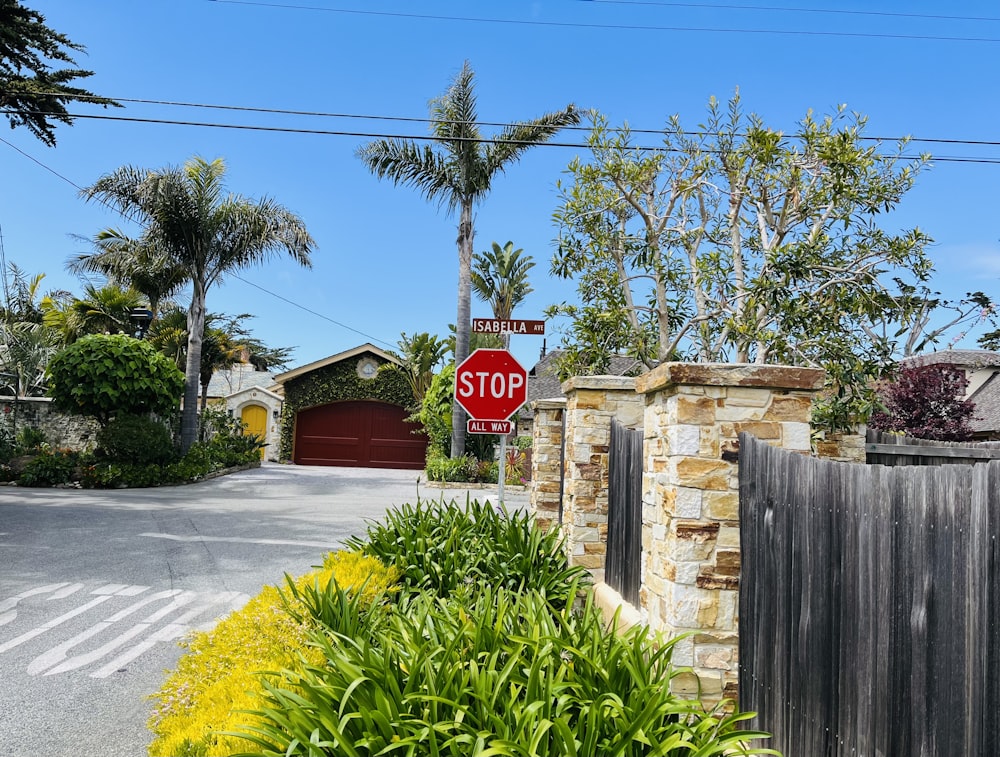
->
[147,498,776,756]
[241,586,775,757]
[147,551,399,757]
[344,497,589,605]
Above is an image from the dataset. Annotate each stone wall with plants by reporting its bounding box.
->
[528,362,825,704]
[277,357,416,460]
[0,397,100,450]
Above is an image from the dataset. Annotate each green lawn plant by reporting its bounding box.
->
[346,497,589,606]
[147,551,399,757]
[236,585,776,756]
[148,499,776,757]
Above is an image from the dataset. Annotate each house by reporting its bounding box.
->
[271,344,426,469]
[515,347,645,436]
[900,349,1000,440]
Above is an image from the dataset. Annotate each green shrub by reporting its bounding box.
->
[147,551,399,757]
[238,586,776,757]
[47,333,183,424]
[96,414,176,466]
[425,449,499,484]
[18,447,78,487]
[346,498,589,606]
[16,425,46,453]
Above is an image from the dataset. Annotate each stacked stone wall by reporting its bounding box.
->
[560,377,643,576]
[529,399,566,531]
[635,363,824,701]
[0,397,100,450]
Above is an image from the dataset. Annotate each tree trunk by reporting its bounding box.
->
[450,200,474,458]
[180,277,207,453]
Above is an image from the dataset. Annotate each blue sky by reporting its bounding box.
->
[2,0,999,372]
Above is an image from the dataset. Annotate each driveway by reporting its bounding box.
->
[0,464,525,757]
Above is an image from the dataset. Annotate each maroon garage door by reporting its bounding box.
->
[293,401,427,469]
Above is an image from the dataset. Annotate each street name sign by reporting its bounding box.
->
[472,318,545,336]
[467,419,515,435]
[454,348,529,421]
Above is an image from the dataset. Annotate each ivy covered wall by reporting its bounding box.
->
[277,355,416,460]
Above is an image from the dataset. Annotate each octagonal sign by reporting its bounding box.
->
[454,348,528,421]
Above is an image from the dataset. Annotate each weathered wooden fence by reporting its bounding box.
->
[866,428,1000,466]
[739,432,1000,757]
[605,420,642,605]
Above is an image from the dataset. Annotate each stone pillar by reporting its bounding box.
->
[561,376,643,577]
[814,428,867,463]
[529,398,566,532]
[635,363,824,702]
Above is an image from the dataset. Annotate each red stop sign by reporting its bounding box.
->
[454,349,528,421]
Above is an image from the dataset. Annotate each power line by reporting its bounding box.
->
[231,275,395,348]
[5,108,1000,164]
[207,0,1000,43]
[581,0,1000,24]
[18,91,1000,148]
[0,134,396,349]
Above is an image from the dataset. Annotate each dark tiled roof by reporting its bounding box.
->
[519,349,645,418]
[968,372,1000,434]
[901,349,1000,369]
[205,366,277,398]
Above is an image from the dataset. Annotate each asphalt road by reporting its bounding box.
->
[0,464,524,757]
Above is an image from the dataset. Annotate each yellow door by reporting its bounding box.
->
[241,404,268,460]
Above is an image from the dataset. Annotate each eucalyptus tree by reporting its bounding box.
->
[357,60,579,457]
[0,0,118,146]
[82,156,315,452]
[551,93,940,429]
[471,241,535,346]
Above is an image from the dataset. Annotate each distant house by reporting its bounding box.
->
[516,347,645,436]
[206,364,284,461]
[900,349,1000,440]
[272,344,425,469]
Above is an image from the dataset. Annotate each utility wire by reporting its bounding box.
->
[580,0,1000,24]
[5,108,1000,164]
[0,134,396,349]
[207,0,1000,43]
[13,91,1000,148]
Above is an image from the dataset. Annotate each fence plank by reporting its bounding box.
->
[606,420,642,606]
[739,433,1000,756]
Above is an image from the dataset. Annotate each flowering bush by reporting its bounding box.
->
[147,551,399,757]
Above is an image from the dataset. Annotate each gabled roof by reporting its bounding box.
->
[521,349,645,417]
[205,365,278,398]
[273,343,400,384]
[969,372,1000,434]
[226,384,283,403]
[901,349,1000,370]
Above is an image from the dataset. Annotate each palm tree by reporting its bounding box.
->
[41,282,142,342]
[199,323,242,411]
[69,230,188,320]
[397,331,448,407]
[82,156,315,452]
[0,265,64,397]
[471,241,535,345]
[357,60,579,457]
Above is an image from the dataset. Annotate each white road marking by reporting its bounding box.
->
[140,532,340,548]
[0,583,71,626]
[0,596,112,653]
[2,581,250,677]
[49,583,86,600]
[88,591,247,679]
